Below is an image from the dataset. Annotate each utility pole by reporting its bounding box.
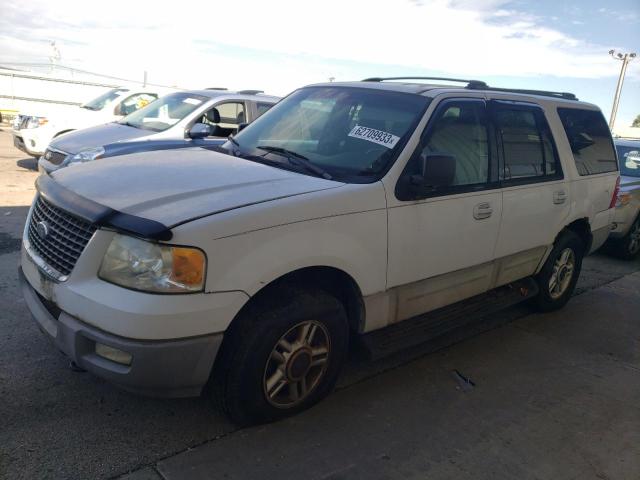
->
[608,50,636,129]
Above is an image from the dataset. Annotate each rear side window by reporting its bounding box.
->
[256,102,274,118]
[492,104,560,181]
[557,108,617,175]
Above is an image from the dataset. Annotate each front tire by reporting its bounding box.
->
[210,286,349,426]
[533,230,584,312]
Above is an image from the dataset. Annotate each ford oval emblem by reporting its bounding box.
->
[36,221,50,240]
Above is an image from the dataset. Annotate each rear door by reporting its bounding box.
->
[489,99,569,284]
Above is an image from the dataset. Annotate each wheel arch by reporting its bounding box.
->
[563,217,593,254]
[232,265,365,335]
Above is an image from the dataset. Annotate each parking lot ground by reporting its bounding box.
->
[0,128,639,480]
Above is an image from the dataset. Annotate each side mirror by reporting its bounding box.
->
[188,123,213,139]
[237,122,249,132]
[410,153,456,191]
[113,104,122,116]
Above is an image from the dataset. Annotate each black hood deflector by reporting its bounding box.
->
[36,175,173,241]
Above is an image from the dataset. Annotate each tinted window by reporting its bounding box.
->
[557,108,617,175]
[81,88,129,111]
[494,106,559,180]
[616,145,640,178]
[256,102,274,117]
[418,100,489,186]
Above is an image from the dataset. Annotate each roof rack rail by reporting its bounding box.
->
[475,86,578,101]
[362,76,488,89]
[205,87,228,90]
[362,77,579,101]
[237,89,264,95]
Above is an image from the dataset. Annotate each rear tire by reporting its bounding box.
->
[533,230,584,312]
[608,216,640,260]
[209,286,349,426]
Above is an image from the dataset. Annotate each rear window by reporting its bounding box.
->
[557,108,617,175]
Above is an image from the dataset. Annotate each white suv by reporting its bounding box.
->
[20,77,619,425]
[12,87,159,157]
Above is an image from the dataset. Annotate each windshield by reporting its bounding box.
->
[119,92,209,132]
[228,86,430,182]
[616,144,640,178]
[82,88,129,111]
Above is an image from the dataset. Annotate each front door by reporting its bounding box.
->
[387,97,503,322]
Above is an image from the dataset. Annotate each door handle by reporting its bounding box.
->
[553,190,567,204]
[473,202,493,220]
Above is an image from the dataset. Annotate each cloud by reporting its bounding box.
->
[0,0,635,95]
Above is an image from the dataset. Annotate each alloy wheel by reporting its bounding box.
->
[263,320,331,408]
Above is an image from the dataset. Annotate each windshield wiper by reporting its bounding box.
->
[257,145,332,180]
[119,121,140,129]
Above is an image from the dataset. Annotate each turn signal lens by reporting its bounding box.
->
[172,247,205,288]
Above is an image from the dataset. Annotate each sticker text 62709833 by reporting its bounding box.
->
[348,125,400,149]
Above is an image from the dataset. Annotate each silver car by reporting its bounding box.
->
[608,138,640,259]
[39,89,279,173]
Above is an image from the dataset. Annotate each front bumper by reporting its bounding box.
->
[12,128,53,156]
[20,267,223,397]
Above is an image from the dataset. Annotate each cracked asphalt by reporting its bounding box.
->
[1,129,639,480]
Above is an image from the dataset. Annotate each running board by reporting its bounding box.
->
[358,277,539,361]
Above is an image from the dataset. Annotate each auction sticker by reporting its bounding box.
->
[348,125,400,149]
[183,97,203,105]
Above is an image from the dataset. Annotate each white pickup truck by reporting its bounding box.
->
[20,77,619,425]
[12,88,159,157]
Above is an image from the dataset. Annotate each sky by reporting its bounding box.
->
[0,0,638,127]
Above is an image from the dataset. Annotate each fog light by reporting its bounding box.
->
[95,343,132,365]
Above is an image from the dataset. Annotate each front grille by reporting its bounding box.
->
[44,149,67,165]
[27,196,97,277]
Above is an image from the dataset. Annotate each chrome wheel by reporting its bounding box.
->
[263,320,331,408]
[548,248,575,299]
[628,221,640,255]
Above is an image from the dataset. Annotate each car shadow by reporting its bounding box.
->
[17,157,38,171]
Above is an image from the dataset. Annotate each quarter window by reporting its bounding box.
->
[557,108,617,176]
[493,105,560,181]
[417,100,489,186]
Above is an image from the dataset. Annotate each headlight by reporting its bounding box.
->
[98,234,206,293]
[67,146,105,165]
[25,116,48,128]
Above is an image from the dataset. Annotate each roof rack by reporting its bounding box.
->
[361,76,578,101]
[237,89,264,95]
[362,76,488,89]
[475,86,578,101]
[205,87,228,90]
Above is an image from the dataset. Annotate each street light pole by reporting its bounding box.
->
[608,49,636,129]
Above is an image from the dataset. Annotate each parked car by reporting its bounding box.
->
[12,87,160,157]
[38,89,279,174]
[606,138,640,259]
[20,77,618,425]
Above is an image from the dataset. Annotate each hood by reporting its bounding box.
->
[49,122,151,154]
[52,148,342,227]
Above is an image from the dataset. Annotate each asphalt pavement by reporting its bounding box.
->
[0,129,639,480]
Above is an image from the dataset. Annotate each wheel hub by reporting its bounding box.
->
[287,348,312,380]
